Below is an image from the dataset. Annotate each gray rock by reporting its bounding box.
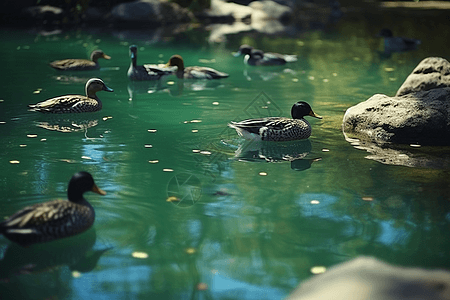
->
[111,0,194,24]
[201,0,253,21]
[343,57,450,146]
[286,257,450,300]
[342,88,450,145]
[249,0,292,23]
[396,57,450,97]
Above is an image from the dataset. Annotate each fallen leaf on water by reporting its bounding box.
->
[185,248,196,254]
[311,266,326,274]
[167,196,180,202]
[196,283,208,291]
[132,252,149,259]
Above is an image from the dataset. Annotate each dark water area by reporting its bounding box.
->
[1,5,450,299]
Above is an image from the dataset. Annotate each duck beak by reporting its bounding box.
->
[233,51,242,57]
[91,184,107,195]
[309,110,323,119]
[103,54,111,60]
[103,85,114,92]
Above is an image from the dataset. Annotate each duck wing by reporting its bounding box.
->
[185,66,229,79]
[0,200,94,246]
[28,95,98,113]
[229,117,283,134]
[50,59,97,71]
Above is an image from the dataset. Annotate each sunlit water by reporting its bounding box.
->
[1,12,450,299]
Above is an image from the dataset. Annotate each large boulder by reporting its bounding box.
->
[396,57,450,97]
[343,57,450,146]
[111,0,194,24]
[286,257,450,300]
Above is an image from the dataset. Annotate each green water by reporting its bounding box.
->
[1,16,450,299]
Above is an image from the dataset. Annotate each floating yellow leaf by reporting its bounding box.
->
[196,283,208,291]
[72,271,82,278]
[148,129,157,133]
[81,156,92,160]
[192,130,199,133]
[27,134,38,138]
[200,151,211,155]
[310,200,320,205]
[9,160,20,164]
[362,197,374,201]
[311,266,326,274]
[132,252,149,259]
[163,168,174,172]
[148,160,159,164]
[259,172,267,176]
[185,247,196,254]
[167,196,180,202]
[322,148,330,152]
[144,144,153,148]
[212,102,219,105]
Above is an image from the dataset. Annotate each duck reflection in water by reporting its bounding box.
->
[233,139,321,171]
[33,114,100,138]
[0,228,111,282]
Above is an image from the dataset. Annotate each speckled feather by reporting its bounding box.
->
[230,117,312,141]
[28,95,102,113]
[50,50,111,71]
[50,59,99,71]
[28,78,113,114]
[0,199,94,246]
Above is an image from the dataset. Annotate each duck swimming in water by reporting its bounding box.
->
[0,172,106,247]
[28,78,113,113]
[127,45,176,81]
[228,101,322,141]
[165,55,229,79]
[377,29,421,53]
[233,44,297,66]
[50,50,111,71]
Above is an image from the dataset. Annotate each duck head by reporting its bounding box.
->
[85,78,114,98]
[129,45,138,66]
[291,101,322,119]
[233,44,254,57]
[90,50,111,63]
[67,171,106,202]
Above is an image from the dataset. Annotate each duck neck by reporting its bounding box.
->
[131,53,137,67]
[174,60,185,79]
[176,69,184,79]
[68,186,86,204]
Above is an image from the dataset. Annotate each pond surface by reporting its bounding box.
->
[1,9,450,299]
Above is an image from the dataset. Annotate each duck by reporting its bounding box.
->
[228,101,322,141]
[50,50,111,71]
[127,45,176,81]
[28,78,113,113]
[165,55,229,79]
[233,44,297,66]
[377,29,421,53]
[0,172,106,247]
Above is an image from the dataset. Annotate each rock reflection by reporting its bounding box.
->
[344,133,450,169]
[0,229,110,281]
[233,139,321,171]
